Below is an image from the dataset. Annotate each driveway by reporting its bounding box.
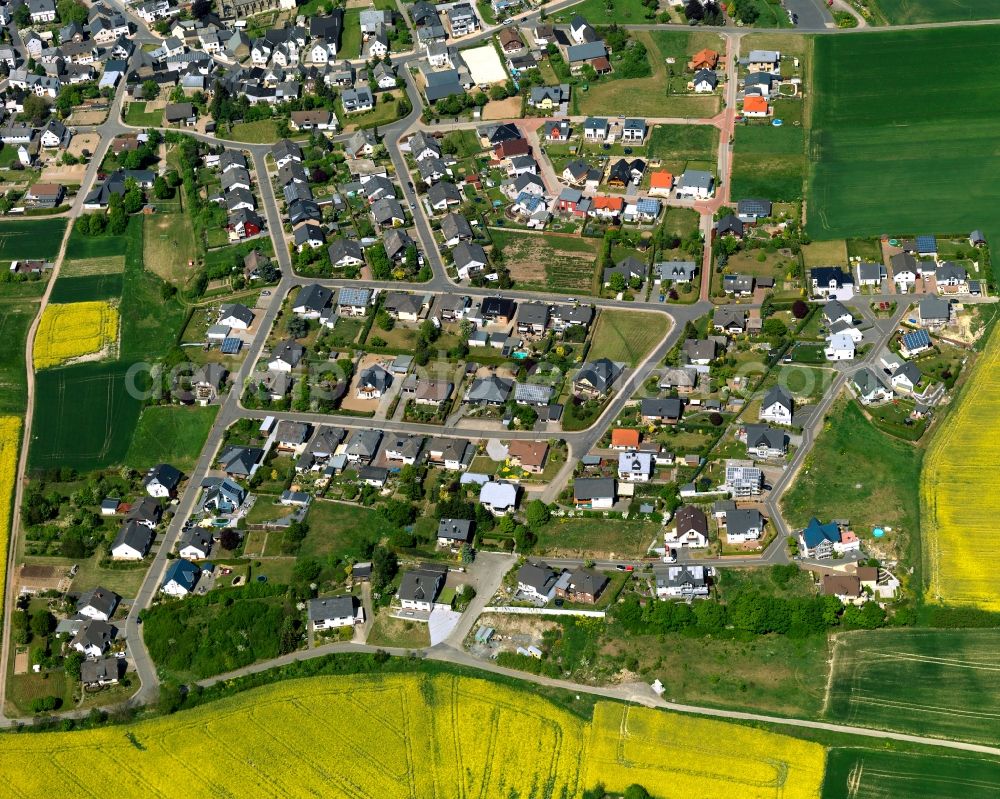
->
[784,0,833,30]
[429,607,463,645]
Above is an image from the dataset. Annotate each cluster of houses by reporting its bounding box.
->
[203,148,266,243]
[516,560,610,605]
[104,464,183,562]
[4,2,131,101]
[55,585,125,686]
[0,116,72,172]
[738,49,787,120]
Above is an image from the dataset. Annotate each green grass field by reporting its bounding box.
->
[64,223,134,261]
[869,0,1000,24]
[125,405,219,473]
[123,101,163,127]
[48,273,124,303]
[825,628,1000,745]
[0,299,36,415]
[0,219,66,260]
[647,124,719,173]
[587,309,670,367]
[59,256,126,277]
[808,28,1000,256]
[299,501,398,561]
[227,119,281,144]
[489,229,600,294]
[781,395,921,563]
[576,31,722,118]
[29,217,186,471]
[731,123,805,201]
[29,361,144,471]
[822,748,1000,799]
[536,516,660,557]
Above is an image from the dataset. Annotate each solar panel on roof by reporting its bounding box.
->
[916,235,937,251]
[221,337,242,354]
[902,329,930,349]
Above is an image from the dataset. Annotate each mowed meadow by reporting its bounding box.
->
[807,28,1000,259]
[0,673,827,798]
[922,326,1000,610]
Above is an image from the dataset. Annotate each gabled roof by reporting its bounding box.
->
[575,358,621,392]
[573,477,615,501]
[77,587,120,617]
[163,559,199,591]
[762,385,793,413]
[308,594,355,621]
[144,463,181,491]
[801,517,840,548]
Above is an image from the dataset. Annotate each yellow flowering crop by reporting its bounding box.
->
[33,300,119,370]
[0,673,826,797]
[585,703,825,799]
[0,416,20,621]
[923,329,1000,610]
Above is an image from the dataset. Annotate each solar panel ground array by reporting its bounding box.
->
[807,27,1000,273]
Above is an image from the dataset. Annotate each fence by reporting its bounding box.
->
[482,606,606,618]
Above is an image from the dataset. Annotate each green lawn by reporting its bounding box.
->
[554,0,659,22]
[125,405,219,473]
[340,9,362,59]
[822,748,1000,799]
[587,309,670,367]
[227,120,281,144]
[0,219,67,260]
[489,229,600,294]
[124,101,164,127]
[781,395,921,565]
[868,0,1000,24]
[730,122,805,201]
[825,629,1000,746]
[646,124,719,173]
[576,31,722,118]
[64,223,134,261]
[300,501,398,562]
[0,299,36,415]
[344,94,406,131]
[536,516,660,557]
[807,28,1000,268]
[203,239,275,273]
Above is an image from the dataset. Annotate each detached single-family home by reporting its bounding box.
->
[161,559,200,597]
[919,295,950,328]
[760,386,793,425]
[111,521,154,561]
[618,451,653,483]
[398,564,447,611]
[666,505,709,548]
[724,459,763,497]
[143,463,182,498]
[676,170,714,199]
[725,508,764,544]
[178,528,213,561]
[70,620,116,658]
[825,332,856,362]
[742,424,786,459]
[853,367,891,405]
[810,266,854,298]
[573,477,616,510]
[654,565,708,598]
[573,359,622,398]
[309,595,362,630]
[76,588,120,622]
[437,518,474,547]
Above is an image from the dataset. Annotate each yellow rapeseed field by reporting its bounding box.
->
[33,300,119,370]
[586,703,825,799]
[922,327,1000,610]
[0,673,825,797]
[0,416,20,621]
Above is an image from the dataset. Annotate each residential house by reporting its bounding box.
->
[676,170,714,199]
[507,440,548,474]
[309,595,361,630]
[725,508,764,544]
[294,223,326,252]
[70,620,115,658]
[659,366,698,394]
[437,518,473,547]
[357,364,392,399]
[760,386,793,425]
[692,69,718,92]
[466,375,513,405]
[654,565,709,598]
[328,238,365,268]
[724,459,763,497]
[517,561,558,602]
[618,451,653,483]
[573,477,616,510]
[111,521,154,560]
[80,658,121,687]
[143,464,182,499]
[161,559,200,597]
[76,588,120,622]
[853,367,891,405]
[640,398,682,425]
[479,481,518,515]
[556,569,608,604]
[218,445,264,477]
[900,329,931,358]
[810,266,854,298]
[338,287,373,316]
[919,295,951,328]
[573,359,622,398]
[178,528,213,561]
[344,429,383,464]
[427,437,472,470]
[294,284,334,318]
[654,260,697,284]
[666,505,709,548]
[742,424,786,459]
[452,242,488,280]
[857,261,886,286]
[268,339,305,372]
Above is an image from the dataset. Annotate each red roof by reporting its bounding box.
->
[743,96,769,114]
[611,428,640,448]
[495,138,531,158]
[593,195,624,211]
[650,171,673,189]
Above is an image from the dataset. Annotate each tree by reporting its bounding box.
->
[609,272,627,293]
[153,175,173,200]
[57,0,89,24]
[525,499,550,529]
[708,412,724,426]
[23,94,51,124]
[63,651,85,680]
[30,610,55,638]
[792,299,809,319]
[286,316,309,339]
[219,528,241,551]
[763,317,788,340]
[13,4,30,26]
[623,786,652,799]
[371,546,398,592]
